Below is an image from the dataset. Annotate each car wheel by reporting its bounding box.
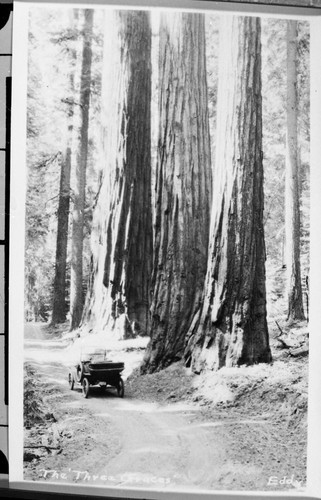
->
[68,373,74,390]
[82,377,90,398]
[117,377,124,398]
[76,363,84,382]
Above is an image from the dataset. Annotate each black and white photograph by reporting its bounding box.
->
[8,1,316,496]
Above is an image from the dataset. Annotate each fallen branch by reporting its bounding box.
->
[274,321,294,349]
[276,337,291,349]
[289,346,309,358]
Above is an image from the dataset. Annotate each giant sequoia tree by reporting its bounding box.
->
[82,11,152,337]
[285,20,305,322]
[184,16,272,373]
[141,13,212,373]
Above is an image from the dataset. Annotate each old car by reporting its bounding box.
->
[68,346,125,399]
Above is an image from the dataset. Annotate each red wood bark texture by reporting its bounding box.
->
[83,11,152,338]
[141,12,212,372]
[184,16,272,373]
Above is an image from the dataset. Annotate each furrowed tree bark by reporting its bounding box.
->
[70,9,93,330]
[285,20,305,322]
[82,11,152,338]
[141,13,212,373]
[184,16,272,373]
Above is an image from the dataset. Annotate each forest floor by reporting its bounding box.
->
[23,321,308,493]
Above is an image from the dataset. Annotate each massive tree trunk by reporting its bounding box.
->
[82,11,152,338]
[141,13,212,372]
[70,9,93,330]
[184,16,272,373]
[285,20,305,322]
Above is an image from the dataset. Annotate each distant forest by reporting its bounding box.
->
[25,9,310,374]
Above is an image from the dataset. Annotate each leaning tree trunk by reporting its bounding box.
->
[184,16,272,373]
[70,9,93,330]
[141,13,212,373]
[285,20,305,322]
[82,11,152,338]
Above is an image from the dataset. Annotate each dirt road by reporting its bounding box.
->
[23,323,306,493]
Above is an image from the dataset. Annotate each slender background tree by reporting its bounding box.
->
[70,9,94,330]
[51,33,76,325]
[285,19,305,322]
[51,150,71,324]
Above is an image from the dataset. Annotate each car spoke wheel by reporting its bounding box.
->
[76,363,84,382]
[82,377,90,398]
[117,377,124,398]
[68,373,74,390]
